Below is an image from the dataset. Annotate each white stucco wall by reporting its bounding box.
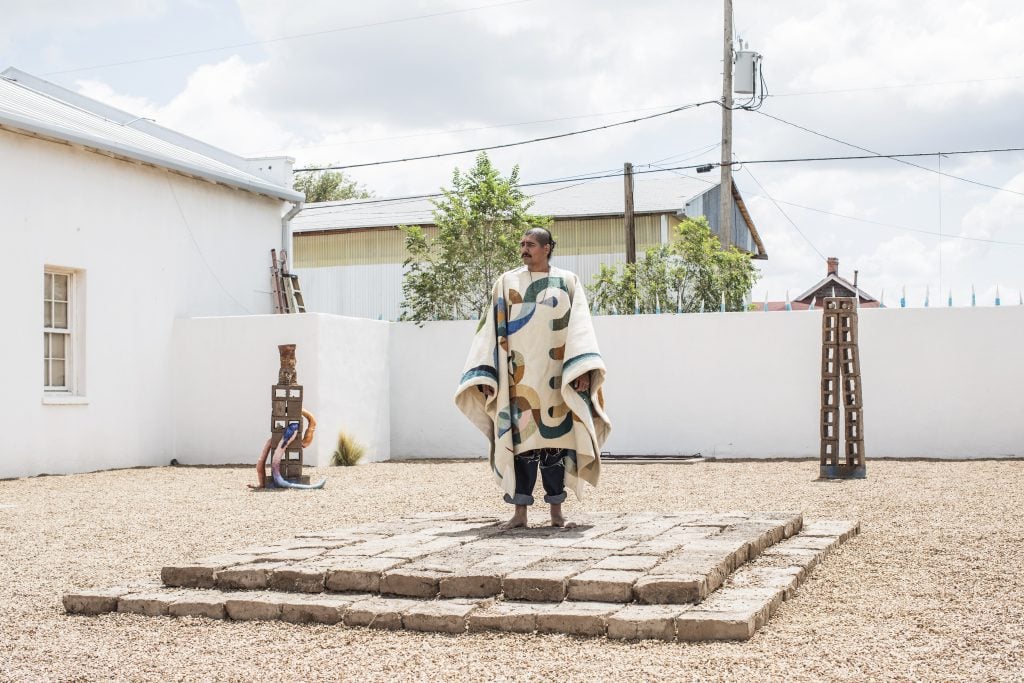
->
[6,121,1020,482]
[388,307,1024,460]
[3,128,289,479]
[172,314,390,467]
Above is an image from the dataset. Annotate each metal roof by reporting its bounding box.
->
[0,68,302,203]
[294,176,719,232]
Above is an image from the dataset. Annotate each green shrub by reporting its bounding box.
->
[331,431,366,466]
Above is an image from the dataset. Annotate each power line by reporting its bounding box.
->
[302,162,717,210]
[300,144,1024,210]
[248,103,705,156]
[673,163,1024,247]
[762,196,1024,247]
[732,146,1024,167]
[294,101,718,171]
[742,167,827,261]
[753,110,1024,199]
[42,0,546,76]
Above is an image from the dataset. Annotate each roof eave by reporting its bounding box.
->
[795,273,879,302]
[0,113,303,203]
[732,185,767,259]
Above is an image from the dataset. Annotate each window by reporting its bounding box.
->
[43,269,74,392]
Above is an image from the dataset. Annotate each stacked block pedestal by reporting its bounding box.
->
[820,298,866,479]
[269,384,308,485]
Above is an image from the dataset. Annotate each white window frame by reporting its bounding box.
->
[43,267,86,402]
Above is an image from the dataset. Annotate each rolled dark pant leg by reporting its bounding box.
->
[504,452,538,505]
[539,449,567,504]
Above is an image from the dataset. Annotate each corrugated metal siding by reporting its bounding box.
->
[693,185,754,252]
[293,213,683,319]
[296,263,406,319]
[294,226,436,267]
[294,215,674,266]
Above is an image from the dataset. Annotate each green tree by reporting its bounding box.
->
[292,165,372,203]
[590,216,759,314]
[400,153,551,322]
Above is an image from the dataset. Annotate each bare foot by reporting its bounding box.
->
[499,505,528,530]
[549,503,578,528]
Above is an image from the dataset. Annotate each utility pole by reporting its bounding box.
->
[719,0,734,252]
[624,161,636,264]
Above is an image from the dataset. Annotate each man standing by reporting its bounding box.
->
[455,227,610,529]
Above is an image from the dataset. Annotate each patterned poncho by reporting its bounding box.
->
[455,265,611,501]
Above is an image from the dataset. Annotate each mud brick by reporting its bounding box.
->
[467,601,550,634]
[535,601,617,637]
[633,574,709,605]
[567,569,640,602]
[782,534,841,554]
[439,573,502,599]
[680,540,750,575]
[379,569,443,598]
[215,562,286,590]
[263,548,324,563]
[438,554,541,598]
[503,569,576,602]
[168,591,227,620]
[225,593,283,621]
[572,537,636,551]
[731,566,805,601]
[759,546,822,573]
[607,604,683,641]
[118,591,177,617]
[279,594,357,624]
[676,585,784,642]
[379,537,462,560]
[799,520,860,542]
[343,597,420,630]
[675,605,767,641]
[402,599,481,634]
[592,555,660,572]
[163,559,244,588]
[749,512,803,538]
[64,585,145,615]
[268,563,329,593]
[325,556,408,592]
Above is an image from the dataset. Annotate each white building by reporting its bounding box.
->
[1,67,303,479]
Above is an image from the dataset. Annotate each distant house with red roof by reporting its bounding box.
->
[764,257,880,311]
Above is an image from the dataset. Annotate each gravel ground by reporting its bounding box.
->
[1,459,1022,682]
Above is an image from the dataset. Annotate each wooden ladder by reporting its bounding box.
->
[270,250,306,314]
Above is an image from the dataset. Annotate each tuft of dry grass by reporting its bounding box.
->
[331,430,366,466]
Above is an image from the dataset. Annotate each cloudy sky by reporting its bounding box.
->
[4,0,1023,305]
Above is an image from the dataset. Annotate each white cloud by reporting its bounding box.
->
[10,0,1022,301]
[76,56,296,156]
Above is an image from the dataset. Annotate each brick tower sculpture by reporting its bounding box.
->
[820,298,866,479]
[269,344,310,485]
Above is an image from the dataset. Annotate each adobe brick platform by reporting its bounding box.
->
[64,512,859,641]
